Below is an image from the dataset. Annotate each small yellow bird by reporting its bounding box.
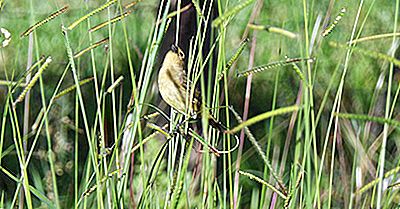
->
[158,44,225,131]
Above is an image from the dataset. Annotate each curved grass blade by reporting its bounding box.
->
[239,170,287,199]
[67,0,117,30]
[54,77,94,100]
[218,38,249,81]
[237,57,314,77]
[226,105,301,134]
[321,7,346,37]
[247,24,298,39]
[212,0,255,27]
[20,6,69,37]
[329,41,400,67]
[73,37,109,58]
[14,56,52,105]
[335,113,400,128]
[89,10,132,33]
[107,76,124,93]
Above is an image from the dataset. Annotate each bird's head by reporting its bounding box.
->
[167,44,185,62]
[161,44,186,69]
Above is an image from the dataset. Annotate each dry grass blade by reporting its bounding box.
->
[20,6,69,37]
[89,10,132,33]
[14,56,52,105]
[67,0,117,30]
[73,37,109,58]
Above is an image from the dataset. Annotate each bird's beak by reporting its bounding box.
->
[171,44,178,53]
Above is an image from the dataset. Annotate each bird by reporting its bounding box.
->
[158,44,226,131]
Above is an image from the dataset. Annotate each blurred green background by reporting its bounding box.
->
[0,0,399,208]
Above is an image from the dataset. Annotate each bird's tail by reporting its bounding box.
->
[208,115,227,132]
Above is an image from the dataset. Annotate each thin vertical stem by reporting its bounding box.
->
[376,0,399,208]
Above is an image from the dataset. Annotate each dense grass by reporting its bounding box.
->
[0,0,400,208]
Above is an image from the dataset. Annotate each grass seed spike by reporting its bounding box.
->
[124,1,139,9]
[14,56,52,105]
[67,0,117,30]
[54,77,94,100]
[11,55,46,93]
[20,6,69,37]
[218,38,249,81]
[73,37,109,58]
[321,7,346,37]
[212,0,255,27]
[329,41,400,67]
[89,10,132,33]
[237,57,314,77]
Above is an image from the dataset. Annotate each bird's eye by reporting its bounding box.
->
[179,51,185,59]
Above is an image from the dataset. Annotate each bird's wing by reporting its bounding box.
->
[177,67,202,114]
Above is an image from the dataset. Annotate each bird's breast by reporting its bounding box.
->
[158,65,186,113]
